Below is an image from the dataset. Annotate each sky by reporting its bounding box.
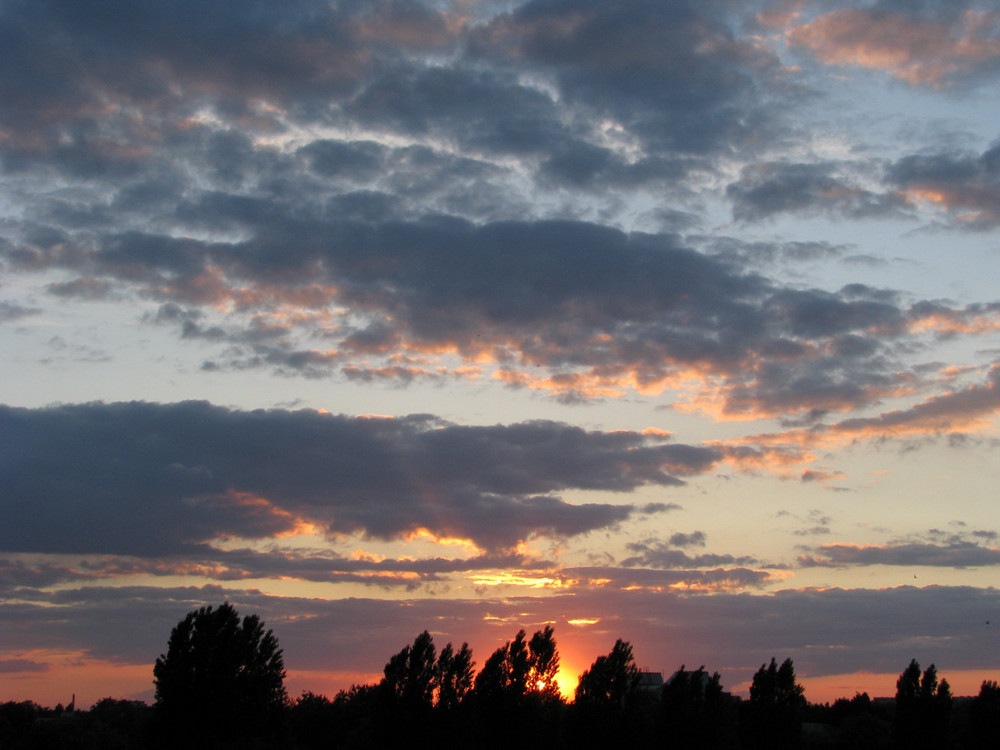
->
[2,0,1000,709]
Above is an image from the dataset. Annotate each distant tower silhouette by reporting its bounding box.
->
[67,693,75,712]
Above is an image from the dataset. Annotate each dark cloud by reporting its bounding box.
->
[830,362,1000,435]
[727,161,908,222]
[468,0,788,158]
[0,558,94,593]
[5,207,953,415]
[669,531,707,548]
[0,659,49,674]
[0,401,712,555]
[886,142,1000,229]
[0,0,790,198]
[45,278,116,300]
[801,541,1000,568]
[620,541,758,570]
[0,0,427,161]
[0,0,994,425]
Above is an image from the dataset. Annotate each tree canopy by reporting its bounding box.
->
[574,638,640,709]
[153,602,286,748]
[474,626,562,705]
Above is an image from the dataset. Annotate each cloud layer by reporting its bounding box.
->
[2,0,1000,705]
[1,401,718,554]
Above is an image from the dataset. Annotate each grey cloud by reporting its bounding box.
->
[46,278,116,300]
[468,0,787,158]
[669,531,707,548]
[0,0,414,157]
[0,558,95,592]
[0,401,708,555]
[830,362,1000,435]
[727,162,909,222]
[620,541,758,570]
[1,0,787,196]
[0,300,41,323]
[800,541,1000,568]
[0,659,49,674]
[6,208,942,417]
[887,143,1000,229]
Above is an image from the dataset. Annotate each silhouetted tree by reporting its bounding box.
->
[88,698,153,749]
[437,641,476,710]
[571,639,644,750]
[0,701,44,749]
[474,628,562,706]
[471,628,564,750]
[152,602,286,749]
[893,659,951,750]
[380,630,438,709]
[743,657,805,750]
[528,626,561,702]
[662,665,733,749]
[575,638,640,709]
[289,691,336,750]
[970,679,1000,748]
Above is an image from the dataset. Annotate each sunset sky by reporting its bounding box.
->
[2,0,1000,708]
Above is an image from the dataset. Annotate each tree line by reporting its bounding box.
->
[2,602,999,749]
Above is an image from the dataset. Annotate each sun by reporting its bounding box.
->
[555,670,578,700]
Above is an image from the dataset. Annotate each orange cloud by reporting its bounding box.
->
[910,309,1000,335]
[788,9,1000,86]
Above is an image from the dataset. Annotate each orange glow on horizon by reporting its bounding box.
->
[797,669,1000,704]
[0,651,154,711]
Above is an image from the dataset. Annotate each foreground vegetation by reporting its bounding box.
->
[2,602,999,749]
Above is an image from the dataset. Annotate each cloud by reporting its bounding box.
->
[0,659,49,674]
[800,541,1000,568]
[727,161,909,222]
[3,583,999,686]
[0,300,41,323]
[468,0,788,159]
[886,142,1000,230]
[0,559,95,593]
[787,5,1000,88]
[76,547,553,591]
[830,362,1000,436]
[1,0,996,432]
[0,401,715,555]
[669,531,707,548]
[8,207,976,417]
[620,541,759,570]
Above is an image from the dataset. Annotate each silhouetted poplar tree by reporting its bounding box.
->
[574,639,640,709]
[572,639,643,750]
[528,626,561,701]
[662,665,730,749]
[970,679,1000,747]
[153,602,286,749]
[893,659,951,750]
[474,627,562,705]
[743,657,805,750]
[471,628,564,750]
[380,630,438,709]
[437,641,475,710]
